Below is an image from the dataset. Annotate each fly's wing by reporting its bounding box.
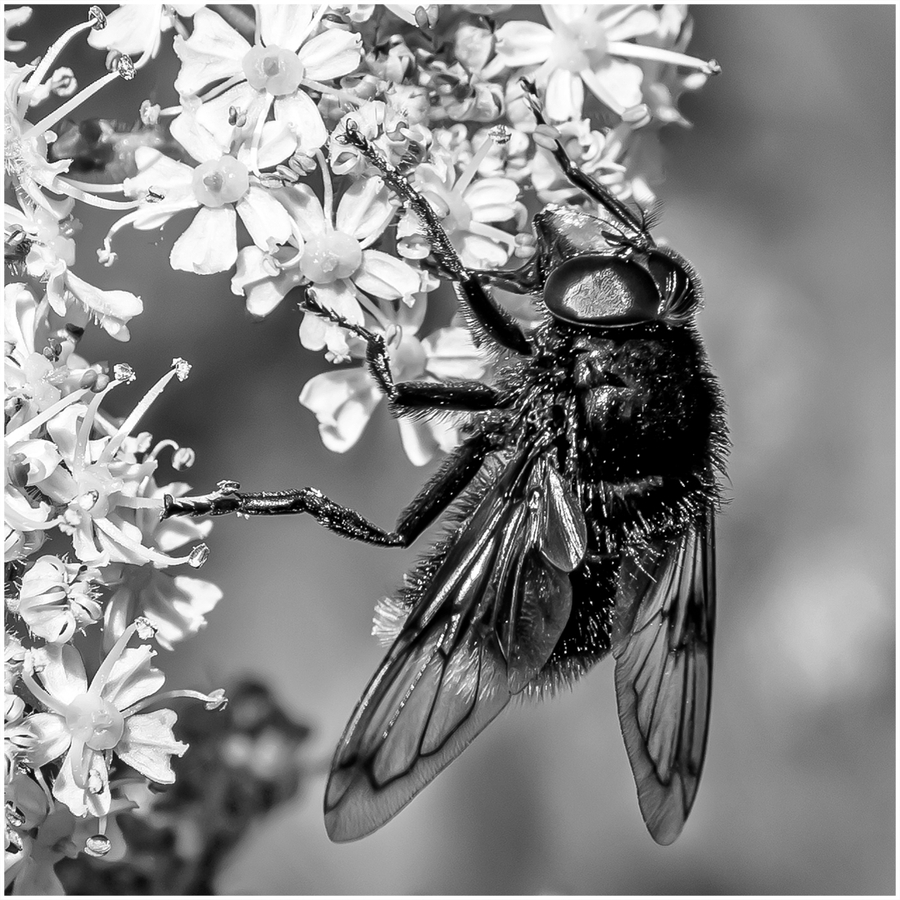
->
[612,509,715,845]
[325,452,587,842]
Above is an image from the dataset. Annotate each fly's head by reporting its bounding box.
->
[534,204,703,328]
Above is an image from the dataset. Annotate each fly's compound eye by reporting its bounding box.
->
[543,254,661,328]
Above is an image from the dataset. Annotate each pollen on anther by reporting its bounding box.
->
[171,358,191,381]
[113,363,136,383]
[134,616,157,639]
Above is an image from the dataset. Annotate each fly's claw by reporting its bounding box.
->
[162,480,243,519]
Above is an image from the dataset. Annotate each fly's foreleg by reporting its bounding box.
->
[518,78,646,236]
[336,123,532,357]
[303,291,507,413]
[162,429,499,548]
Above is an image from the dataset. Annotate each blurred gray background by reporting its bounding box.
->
[10,5,895,893]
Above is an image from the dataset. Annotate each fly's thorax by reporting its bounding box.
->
[568,329,710,479]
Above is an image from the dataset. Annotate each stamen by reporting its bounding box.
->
[23,14,99,95]
[607,40,721,75]
[115,496,166,511]
[247,92,274,174]
[298,77,363,107]
[147,438,178,461]
[69,737,91,790]
[73,378,120,472]
[4,388,91,446]
[295,3,328,49]
[317,150,335,230]
[93,516,203,568]
[55,181,144,211]
[353,289,390,330]
[57,178,131,195]
[99,364,184,464]
[87,621,140,697]
[23,70,119,140]
[125,687,227,716]
[455,137,494,196]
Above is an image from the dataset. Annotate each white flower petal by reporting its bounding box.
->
[87,4,163,56]
[173,7,249,97]
[53,747,109,818]
[274,91,327,153]
[545,67,584,122]
[296,29,362,81]
[299,314,349,358]
[494,20,554,67]
[187,83,265,158]
[397,417,439,467]
[422,327,488,380]
[30,644,88,705]
[458,232,510,269]
[117,709,187,783]
[148,575,222,649]
[65,272,143,340]
[258,4,313,51]
[256,119,299,168]
[299,368,381,453]
[464,177,519,223]
[604,6,659,41]
[101,645,166,710]
[237,186,293,249]
[170,206,237,275]
[314,282,364,323]
[276,183,326,240]
[335,177,395,243]
[582,59,644,112]
[355,250,420,302]
[124,147,196,203]
[231,245,303,318]
[23,713,70,767]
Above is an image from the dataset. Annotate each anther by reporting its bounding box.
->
[134,617,157,639]
[113,54,135,81]
[88,6,107,29]
[113,363,136,383]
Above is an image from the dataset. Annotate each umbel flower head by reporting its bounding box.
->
[494,4,719,122]
[21,619,223,818]
[5,357,204,569]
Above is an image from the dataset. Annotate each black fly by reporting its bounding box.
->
[163,83,728,846]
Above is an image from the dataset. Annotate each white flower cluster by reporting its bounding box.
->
[4,3,716,889]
